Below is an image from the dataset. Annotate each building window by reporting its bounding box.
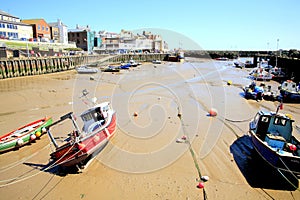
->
[38,25,41,30]
[77,33,79,37]
[0,31,7,37]
[42,26,45,31]
[46,27,49,31]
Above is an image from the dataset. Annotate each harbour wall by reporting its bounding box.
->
[0,53,167,79]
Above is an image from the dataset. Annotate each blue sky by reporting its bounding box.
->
[1,0,299,50]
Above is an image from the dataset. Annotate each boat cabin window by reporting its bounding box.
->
[254,113,260,123]
[261,116,270,123]
[102,105,109,112]
[273,117,287,126]
[82,113,93,122]
[256,115,271,140]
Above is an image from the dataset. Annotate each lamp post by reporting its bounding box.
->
[275,38,279,67]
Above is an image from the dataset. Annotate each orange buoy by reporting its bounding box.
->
[35,131,42,137]
[197,182,205,189]
[133,112,138,117]
[209,108,217,117]
[30,134,36,141]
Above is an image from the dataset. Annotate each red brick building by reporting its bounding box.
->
[21,19,51,41]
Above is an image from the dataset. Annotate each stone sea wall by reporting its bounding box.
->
[0,53,168,79]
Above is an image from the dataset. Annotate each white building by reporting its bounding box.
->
[48,19,68,44]
[0,10,33,40]
[97,29,168,53]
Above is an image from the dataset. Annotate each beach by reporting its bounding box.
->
[0,58,299,200]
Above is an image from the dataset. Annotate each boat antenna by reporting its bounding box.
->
[276,101,283,114]
[79,89,97,107]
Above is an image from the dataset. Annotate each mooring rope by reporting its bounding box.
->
[277,157,300,191]
[178,113,208,200]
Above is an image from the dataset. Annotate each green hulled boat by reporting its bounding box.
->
[0,116,53,153]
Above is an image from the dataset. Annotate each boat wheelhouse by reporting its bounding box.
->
[279,80,300,103]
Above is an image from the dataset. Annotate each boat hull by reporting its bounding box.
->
[250,131,300,177]
[0,117,53,153]
[50,112,116,168]
[280,90,300,103]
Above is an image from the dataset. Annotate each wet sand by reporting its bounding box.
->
[0,58,299,199]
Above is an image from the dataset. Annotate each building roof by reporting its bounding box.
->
[48,19,68,28]
[68,29,89,33]
[0,19,31,26]
[0,10,19,18]
[21,19,49,25]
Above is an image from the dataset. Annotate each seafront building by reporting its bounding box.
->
[0,9,168,56]
[21,19,51,42]
[48,19,68,44]
[0,10,33,40]
[96,29,168,53]
[68,25,95,53]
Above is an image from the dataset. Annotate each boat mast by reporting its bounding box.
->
[70,114,81,136]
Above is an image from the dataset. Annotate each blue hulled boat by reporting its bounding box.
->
[249,106,300,178]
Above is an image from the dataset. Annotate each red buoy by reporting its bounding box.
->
[30,134,36,141]
[290,144,297,151]
[197,182,205,189]
[209,108,217,117]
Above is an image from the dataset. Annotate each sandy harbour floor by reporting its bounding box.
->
[0,58,299,200]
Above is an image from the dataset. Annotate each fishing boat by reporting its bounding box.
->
[243,82,264,101]
[102,66,120,72]
[76,66,99,74]
[46,90,116,170]
[249,104,300,178]
[119,63,131,69]
[249,67,272,81]
[215,57,228,61]
[129,59,138,67]
[0,117,53,153]
[278,80,300,103]
[152,60,162,64]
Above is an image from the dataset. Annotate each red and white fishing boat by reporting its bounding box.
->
[46,92,116,170]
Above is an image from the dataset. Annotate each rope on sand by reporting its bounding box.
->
[178,113,208,200]
[277,157,300,191]
[224,117,253,123]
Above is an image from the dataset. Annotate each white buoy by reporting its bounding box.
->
[16,139,24,146]
[42,127,47,133]
[201,175,209,182]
